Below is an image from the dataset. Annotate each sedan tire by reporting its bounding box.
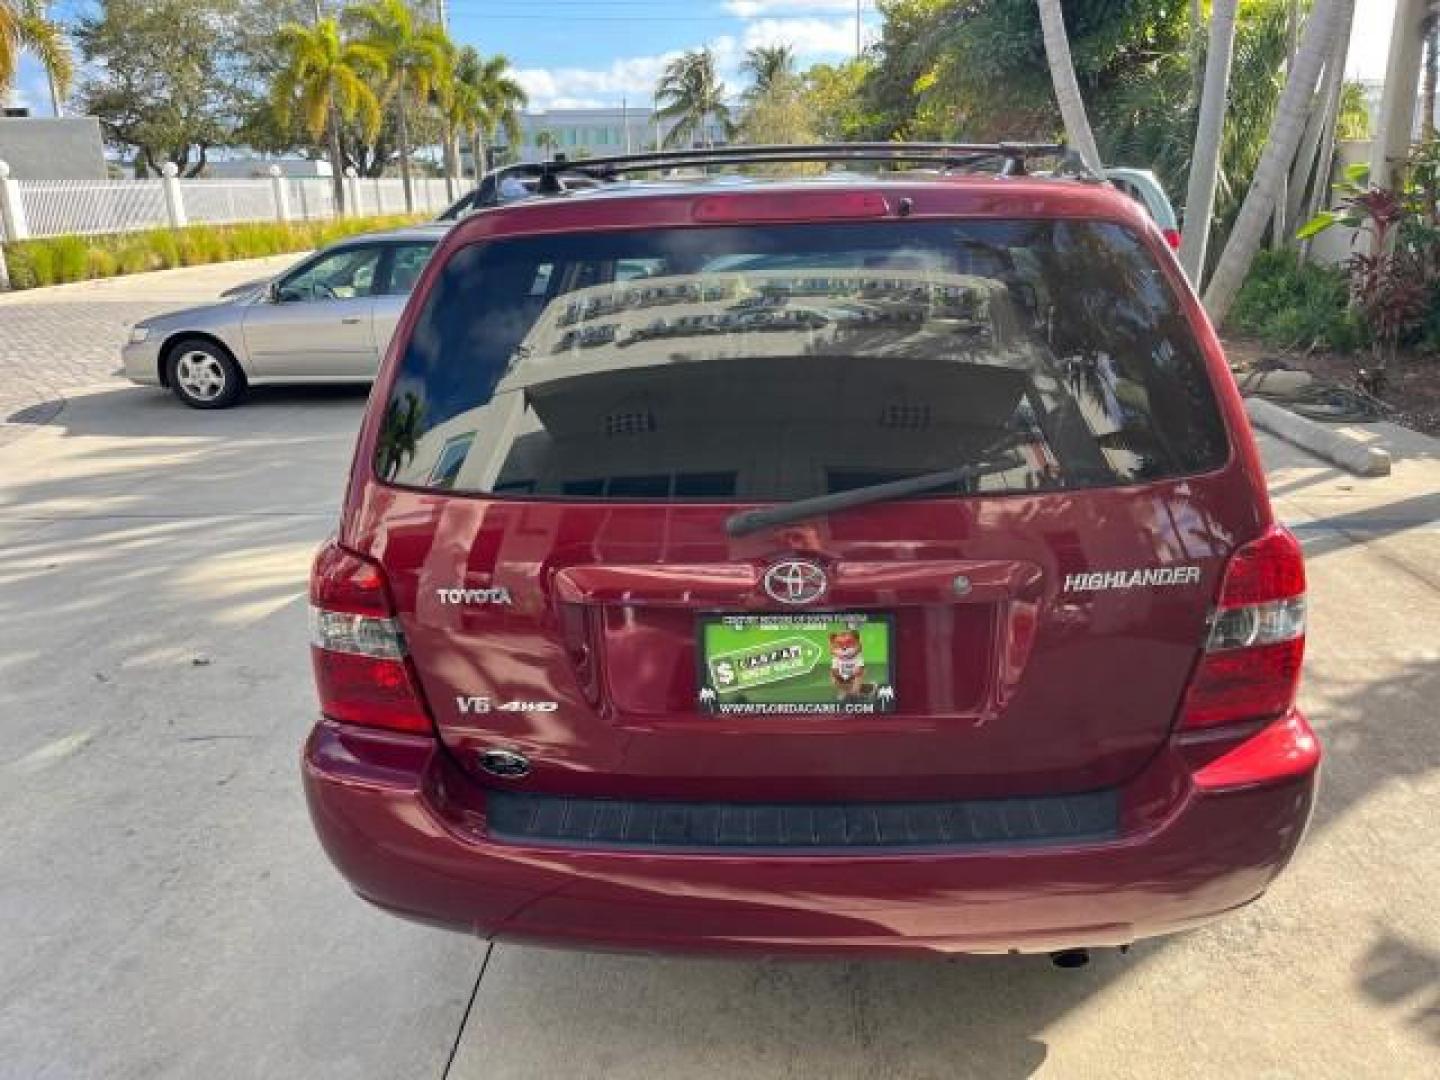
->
[166,339,245,409]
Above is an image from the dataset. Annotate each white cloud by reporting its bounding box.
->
[740,17,859,57]
[518,46,716,110]
[514,13,862,112]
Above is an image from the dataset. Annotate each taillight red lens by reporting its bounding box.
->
[309,539,432,735]
[311,541,391,616]
[1163,228,1182,250]
[1180,527,1306,731]
[310,649,432,734]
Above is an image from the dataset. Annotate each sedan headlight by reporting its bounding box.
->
[128,326,151,344]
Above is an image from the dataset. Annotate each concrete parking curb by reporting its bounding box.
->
[1245,397,1392,477]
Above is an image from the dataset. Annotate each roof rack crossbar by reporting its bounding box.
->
[495,142,1079,195]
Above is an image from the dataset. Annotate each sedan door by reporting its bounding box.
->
[241,245,384,378]
[370,241,438,369]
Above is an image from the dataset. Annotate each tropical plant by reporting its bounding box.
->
[1035,0,1102,172]
[535,128,557,155]
[741,43,796,100]
[1297,144,1440,359]
[736,72,817,148]
[346,0,452,212]
[272,17,384,216]
[802,60,873,142]
[1,0,72,114]
[455,48,525,177]
[654,48,730,149]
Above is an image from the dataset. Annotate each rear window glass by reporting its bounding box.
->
[377,220,1227,500]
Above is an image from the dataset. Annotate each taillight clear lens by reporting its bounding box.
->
[309,540,432,735]
[1206,596,1306,651]
[309,608,407,659]
[1180,527,1306,731]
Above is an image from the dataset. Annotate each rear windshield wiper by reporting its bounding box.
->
[724,433,1029,538]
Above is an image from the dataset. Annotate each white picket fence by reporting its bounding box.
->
[0,163,457,241]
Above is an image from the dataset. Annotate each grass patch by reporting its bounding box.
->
[1229,250,1369,353]
[1,214,426,290]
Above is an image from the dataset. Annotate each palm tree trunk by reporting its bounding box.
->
[1036,0,1103,173]
[1288,3,1355,241]
[328,101,347,217]
[396,86,414,213]
[1300,9,1358,264]
[46,70,63,118]
[471,128,486,179]
[442,125,458,199]
[1204,0,1350,324]
[1270,0,1306,250]
[1423,20,1438,142]
[1178,0,1239,285]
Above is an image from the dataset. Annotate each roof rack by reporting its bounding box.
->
[486,142,1091,200]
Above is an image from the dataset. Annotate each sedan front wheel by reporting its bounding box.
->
[167,339,244,409]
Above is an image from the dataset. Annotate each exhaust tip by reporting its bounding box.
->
[1050,948,1090,970]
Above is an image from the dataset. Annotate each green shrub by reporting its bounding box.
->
[86,249,119,278]
[52,235,90,283]
[1230,250,1368,352]
[0,213,427,291]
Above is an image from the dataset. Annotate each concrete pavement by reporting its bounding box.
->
[0,290,1436,1076]
[0,256,301,446]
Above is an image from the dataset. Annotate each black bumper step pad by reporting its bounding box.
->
[486,788,1119,853]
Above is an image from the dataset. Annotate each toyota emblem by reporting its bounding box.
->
[762,559,828,606]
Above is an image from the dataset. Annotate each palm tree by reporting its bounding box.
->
[1035,0,1103,173]
[1,1,73,115]
[535,129,558,157]
[272,17,384,217]
[460,50,526,177]
[741,43,795,100]
[654,48,730,149]
[1204,0,1351,324]
[347,0,452,213]
[1178,0,1239,284]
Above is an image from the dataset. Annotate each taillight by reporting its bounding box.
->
[1180,527,1306,731]
[1163,228,1182,250]
[309,540,432,735]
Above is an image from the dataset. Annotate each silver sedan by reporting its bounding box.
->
[122,225,447,408]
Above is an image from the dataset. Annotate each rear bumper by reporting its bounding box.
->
[302,713,1319,957]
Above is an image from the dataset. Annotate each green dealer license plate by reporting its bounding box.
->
[697,613,897,716]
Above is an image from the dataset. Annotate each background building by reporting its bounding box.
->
[487,106,732,165]
[0,116,106,180]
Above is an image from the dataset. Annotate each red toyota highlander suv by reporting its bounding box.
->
[303,144,1319,960]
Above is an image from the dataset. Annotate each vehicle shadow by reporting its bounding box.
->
[456,939,1144,1078]
[1358,930,1440,1046]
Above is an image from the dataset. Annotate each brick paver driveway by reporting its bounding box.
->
[0,255,301,445]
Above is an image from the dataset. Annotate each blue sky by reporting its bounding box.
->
[6,0,1401,117]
